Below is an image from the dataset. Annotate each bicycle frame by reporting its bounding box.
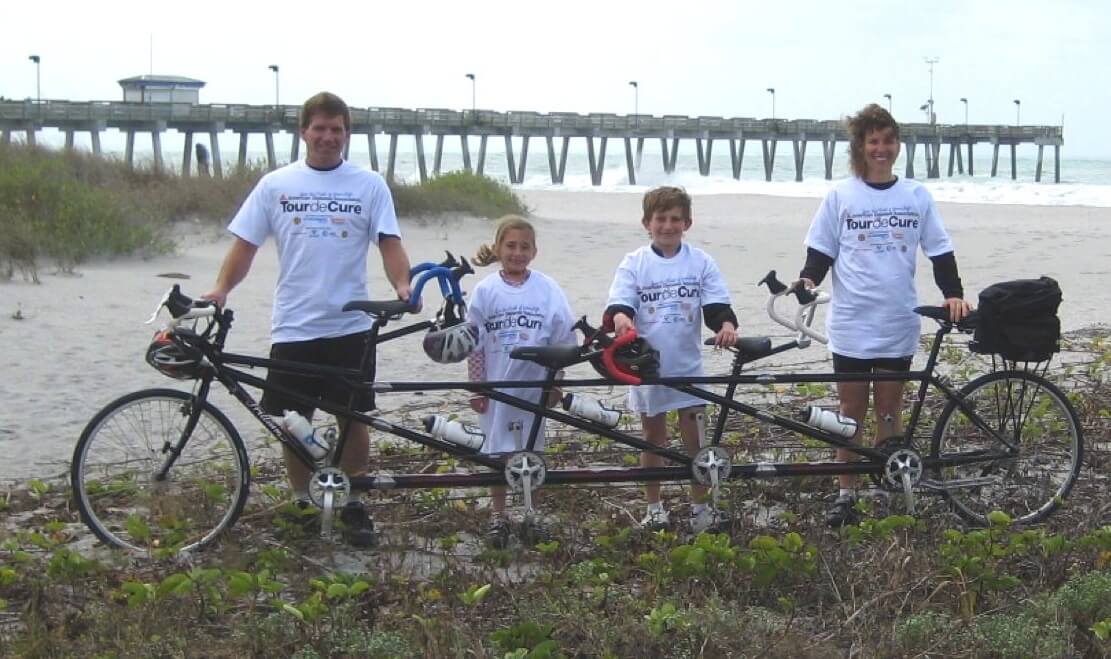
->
[162,290,1015,494]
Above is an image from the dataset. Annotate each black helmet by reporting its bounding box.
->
[145,330,205,379]
[581,314,660,381]
[591,335,660,381]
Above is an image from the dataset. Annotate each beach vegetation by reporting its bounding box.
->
[1,331,1109,657]
[0,144,525,280]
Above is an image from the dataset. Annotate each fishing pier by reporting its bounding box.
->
[0,100,1065,183]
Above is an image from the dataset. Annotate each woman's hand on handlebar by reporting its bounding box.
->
[712,321,737,349]
[469,396,488,414]
[791,277,816,293]
[943,297,972,323]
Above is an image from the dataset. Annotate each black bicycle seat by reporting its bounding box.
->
[914,306,980,330]
[342,299,417,318]
[703,336,773,360]
[510,345,584,369]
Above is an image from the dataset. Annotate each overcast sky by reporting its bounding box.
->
[4,0,1109,157]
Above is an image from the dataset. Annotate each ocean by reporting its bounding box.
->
[21,128,1111,207]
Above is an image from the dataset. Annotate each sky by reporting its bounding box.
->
[3,0,1110,157]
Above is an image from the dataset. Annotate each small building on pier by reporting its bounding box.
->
[118,75,205,104]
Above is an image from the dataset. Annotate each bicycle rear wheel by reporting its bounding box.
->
[71,388,250,554]
[929,370,1082,525]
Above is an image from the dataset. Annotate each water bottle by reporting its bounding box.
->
[562,393,621,429]
[801,406,858,439]
[281,410,330,460]
[423,415,485,450]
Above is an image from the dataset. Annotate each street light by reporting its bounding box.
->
[628,80,638,128]
[924,56,939,124]
[883,93,892,113]
[1013,99,1021,125]
[919,102,930,123]
[268,65,280,107]
[766,87,776,120]
[464,73,476,119]
[959,97,968,125]
[28,54,41,103]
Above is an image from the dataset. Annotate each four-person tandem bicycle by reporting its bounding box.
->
[70,255,1083,554]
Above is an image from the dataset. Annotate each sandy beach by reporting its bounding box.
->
[1,189,1108,482]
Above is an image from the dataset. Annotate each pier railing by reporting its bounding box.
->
[0,100,1065,182]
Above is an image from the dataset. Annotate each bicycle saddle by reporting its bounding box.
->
[342,299,418,318]
[510,345,585,370]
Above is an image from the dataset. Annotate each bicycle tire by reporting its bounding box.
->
[929,370,1082,526]
[71,388,250,554]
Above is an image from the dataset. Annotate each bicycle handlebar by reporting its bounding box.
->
[602,329,642,385]
[760,270,829,346]
[147,284,218,328]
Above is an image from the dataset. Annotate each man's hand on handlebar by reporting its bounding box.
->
[200,289,228,308]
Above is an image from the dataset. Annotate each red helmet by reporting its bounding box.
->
[145,330,205,380]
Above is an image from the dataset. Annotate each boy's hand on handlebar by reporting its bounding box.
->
[612,312,635,336]
[713,322,737,349]
[943,297,972,322]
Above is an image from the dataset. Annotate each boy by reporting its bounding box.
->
[605,186,738,533]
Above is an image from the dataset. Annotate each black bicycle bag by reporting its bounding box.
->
[970,276,1062,362]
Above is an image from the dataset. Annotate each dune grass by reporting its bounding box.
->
[0,144,525,280]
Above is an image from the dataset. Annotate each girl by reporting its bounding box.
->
[466,215,577,547]
[796,104,971,527]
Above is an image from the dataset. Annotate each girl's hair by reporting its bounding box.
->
[473,215,536,266]
[846,103,900,178]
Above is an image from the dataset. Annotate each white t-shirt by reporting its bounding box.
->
[466,270,577,454]
[228,160,400,343]
[804,177,954,359]
[606,243,732,416]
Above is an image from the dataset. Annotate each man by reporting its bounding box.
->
[205,91,413,546]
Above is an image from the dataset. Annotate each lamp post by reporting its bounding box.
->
[465,73,476,120]
[883,93,892,113]
[959,97,968,125]
[924,56,939,124]
[268,64,280,107]
[766,87,775,120]
[28,54,41,103]
[1013,99,1021,125]
[628,80,638,129]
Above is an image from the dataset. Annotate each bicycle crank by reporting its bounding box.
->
[308,467,352,538]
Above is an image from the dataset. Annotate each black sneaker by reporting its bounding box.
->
[519,517,553,546]
[338,500,377,548]
[825,494,860,528]
[487,515,512,549]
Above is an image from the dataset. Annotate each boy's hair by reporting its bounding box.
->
[300,92,351,132]
[642,186,692,223]
[846,103,900,178]
[473,214,536,266]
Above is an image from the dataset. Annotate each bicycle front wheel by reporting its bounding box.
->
[71,388,250,554]
[929,370,1082,526]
